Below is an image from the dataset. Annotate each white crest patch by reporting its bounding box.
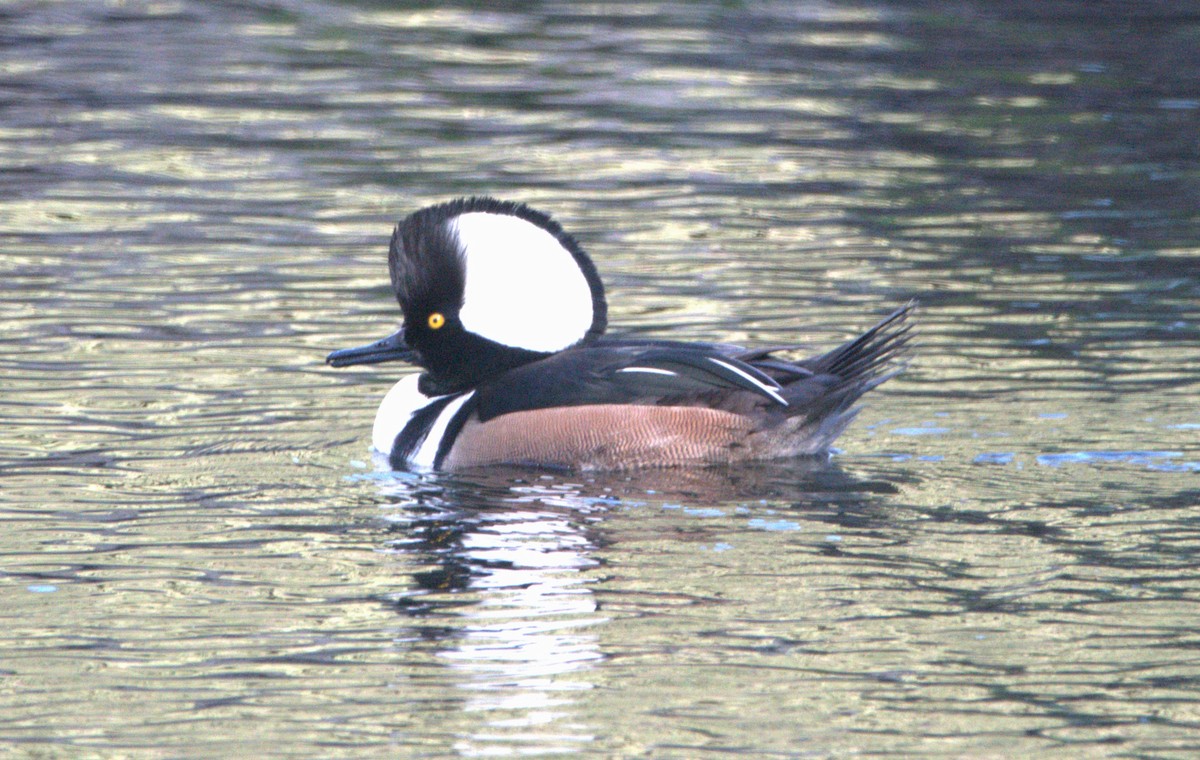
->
[451,211,595,352]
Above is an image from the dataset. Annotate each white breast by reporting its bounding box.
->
[371,374,476,469]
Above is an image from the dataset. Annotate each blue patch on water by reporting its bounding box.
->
[27,585,57,593]
[701,543,733,552]
[975,452,1015,465]
[891,426,950,436]
[684,507,725,518]
[345,471,408,483]
[918,455,944,462]
[1160,98,1200,110]
[1149,461,1200,473]
[1036,450,1198,471]
[1167,423,1200,430]
[1038,413,1068,419]
[858,452,911,461]
[748,518,801,532]
[580,495,627,508]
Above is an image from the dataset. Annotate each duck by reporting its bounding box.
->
[327,197,913,471]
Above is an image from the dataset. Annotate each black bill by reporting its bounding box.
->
[326,328,417,367]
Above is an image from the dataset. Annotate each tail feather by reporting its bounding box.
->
[805,300,916,385]
[746,301,915,455]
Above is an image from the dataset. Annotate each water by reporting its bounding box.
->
[2,0,1199,756]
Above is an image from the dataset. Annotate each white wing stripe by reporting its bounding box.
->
[707,357,789,406]
[616,367,678,377]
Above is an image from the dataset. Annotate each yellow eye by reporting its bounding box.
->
[427,312,445,330]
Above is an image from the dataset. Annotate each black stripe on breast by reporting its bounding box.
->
[389,395,460,470]
[432,395,480,469]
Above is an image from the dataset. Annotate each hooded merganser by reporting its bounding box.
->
[327,197,913,471]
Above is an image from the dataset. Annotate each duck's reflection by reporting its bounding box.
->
[374,467,613,754]
[369,458,895,754]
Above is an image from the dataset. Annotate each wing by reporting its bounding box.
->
[596,335,817,383]
[472,302,915,425]
[472,343,789,422]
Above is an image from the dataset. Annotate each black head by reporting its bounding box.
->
[329,197,608,395]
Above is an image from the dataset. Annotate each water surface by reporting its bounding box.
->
[2,1,1198,757]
